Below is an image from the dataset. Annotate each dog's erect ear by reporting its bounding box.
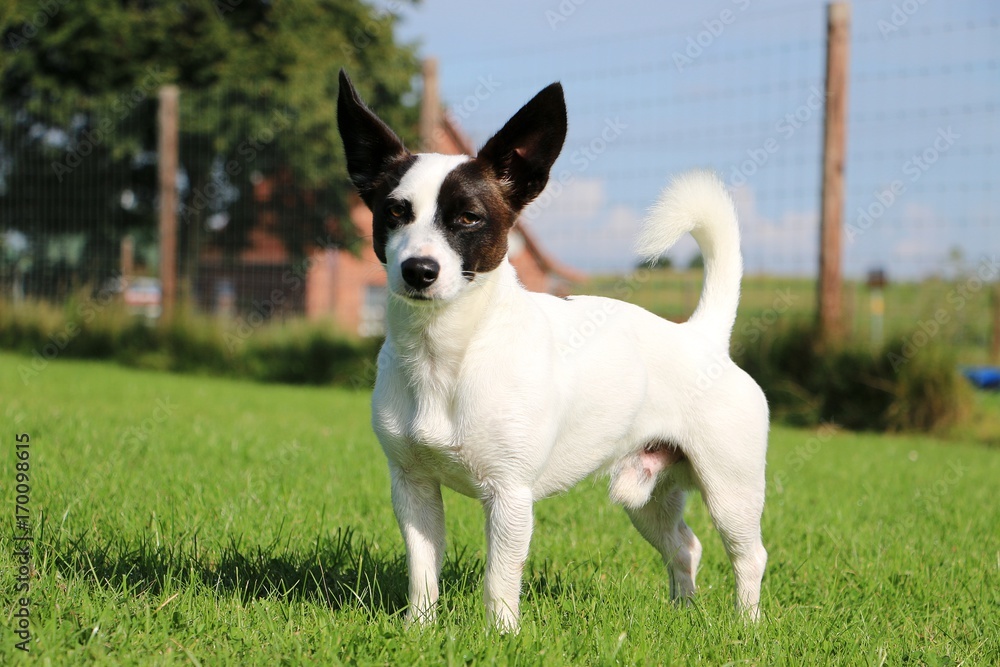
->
[477,83,567,213]
[337,70,409,207]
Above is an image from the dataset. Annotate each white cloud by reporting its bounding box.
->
[731,186,819,276]
[528,180,827,275]
[524,177,644,272]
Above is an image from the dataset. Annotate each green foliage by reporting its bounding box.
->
[1,0,420,289]
[241,321,379,387]
[0,297,379,387]
[734,321,970,432]
[1,354,997,664]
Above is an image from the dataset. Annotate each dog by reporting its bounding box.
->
[336,70,769,632]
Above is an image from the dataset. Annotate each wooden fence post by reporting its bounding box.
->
[158,85,179,325]
[120,235,134,286]
[817,2,850,346]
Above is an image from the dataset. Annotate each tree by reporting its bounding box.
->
[1,0,419,297]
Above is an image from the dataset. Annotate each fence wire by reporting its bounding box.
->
[1,2,997,361]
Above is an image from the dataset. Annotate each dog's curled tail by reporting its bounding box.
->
[636,170,742,347]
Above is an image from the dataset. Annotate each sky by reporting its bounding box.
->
[378,0,999,279]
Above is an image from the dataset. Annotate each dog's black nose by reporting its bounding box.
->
[400,257,440,290]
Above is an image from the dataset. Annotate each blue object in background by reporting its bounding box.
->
[962,367,1000,390]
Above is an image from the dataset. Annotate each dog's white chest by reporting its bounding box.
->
[372,360,485,497]
[374,380,456,448]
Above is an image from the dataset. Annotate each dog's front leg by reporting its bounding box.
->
[482,485,533,633]
[390,467,446,625]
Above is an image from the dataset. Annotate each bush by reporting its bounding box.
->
[734,321,969,432]
[884,340,970,431]
[0,298,378,389]
[242,323,379,387]
[3,297,971,432]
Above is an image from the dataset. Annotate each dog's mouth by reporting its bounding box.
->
[393,288,436,303]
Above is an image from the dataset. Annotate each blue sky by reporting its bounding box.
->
[382,0,998,278]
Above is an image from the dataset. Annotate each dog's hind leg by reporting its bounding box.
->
[697,464,768,621]
[625,487,702,601]
[390,468,446,625]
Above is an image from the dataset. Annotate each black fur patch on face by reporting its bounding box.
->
[435,160,519,278]
[368,154,417,264]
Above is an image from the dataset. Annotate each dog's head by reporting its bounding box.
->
[337,70,567,303]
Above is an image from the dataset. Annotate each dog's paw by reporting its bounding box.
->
[488,606,520,635]
[404,605,437,628]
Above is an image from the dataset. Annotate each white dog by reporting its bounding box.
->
[337,71,769,632]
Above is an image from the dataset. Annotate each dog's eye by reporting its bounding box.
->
[457,211,482,226]
[384,202,407,227]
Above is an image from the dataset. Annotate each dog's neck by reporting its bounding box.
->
[384,259,521,384]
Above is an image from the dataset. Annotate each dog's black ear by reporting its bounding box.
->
[477,83,567,212]
[337,70,409,207]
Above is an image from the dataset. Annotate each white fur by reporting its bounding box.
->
[373,168,769,632]
[385,154,471,301]
[637,170,743,346]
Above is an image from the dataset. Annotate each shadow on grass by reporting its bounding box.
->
[50,526,601,617]
[50,526,413,615]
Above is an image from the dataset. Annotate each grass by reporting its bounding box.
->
[1,352,998,665]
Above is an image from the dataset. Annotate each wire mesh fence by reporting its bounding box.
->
[1,1,997,362]
[427,1,1000,362]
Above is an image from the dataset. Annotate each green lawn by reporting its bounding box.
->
[1,353,998,665]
